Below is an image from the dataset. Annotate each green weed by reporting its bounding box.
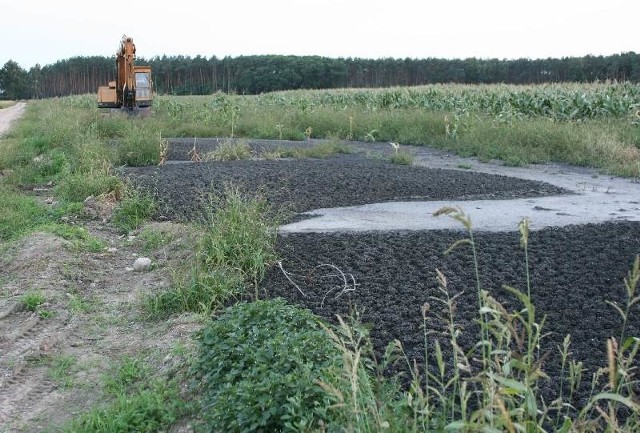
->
[48,355,77,389]
[40,223,105,252]
[143,186,277,317]
[390,151,414,165]
[192,299,338,432]
[137,226,174,253]
[22,290,45,312]
[0,187,49,241]
[308,212,640,432]
[111,187,156,233]
[278,140,353,159]
[54,173,123,203]
[61,355,188,433]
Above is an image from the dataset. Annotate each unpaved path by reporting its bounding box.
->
[0,102,26,136]
[0,221,200,431]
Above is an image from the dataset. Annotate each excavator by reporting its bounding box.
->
[97,35,153,111]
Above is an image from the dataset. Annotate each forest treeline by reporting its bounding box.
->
[1,52,640,99]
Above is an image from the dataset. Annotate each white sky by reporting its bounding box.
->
[1,0,638,69]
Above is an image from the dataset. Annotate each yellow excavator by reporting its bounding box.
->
[97,35,153,111]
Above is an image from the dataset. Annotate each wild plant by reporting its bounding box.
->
[314,210,639,432]
[204,139,252,161]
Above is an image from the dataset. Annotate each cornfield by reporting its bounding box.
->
[256,82,640,122]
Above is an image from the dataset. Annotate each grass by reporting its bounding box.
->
[136,226,174,253]
[21,290,46,312]
[204,138,252,161]
[111,187,156,233]
[2,91,639,431]
[148,88,640,177]
[277,140,353,159]
[61,356,188,433]
[0,187,50,241]
[142,186,278,318]
[390,151,414,165]
[0,100,16,109]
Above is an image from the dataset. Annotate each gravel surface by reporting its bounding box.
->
[123,138,640,407]
[123,142,568,223]
[261,222,640,407]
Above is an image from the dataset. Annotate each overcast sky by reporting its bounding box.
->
[1,0,638,69]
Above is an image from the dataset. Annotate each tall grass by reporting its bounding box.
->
[142,186,278,317]
[150,83,640,176]
[0,97,163,242]
[309,211,640,432]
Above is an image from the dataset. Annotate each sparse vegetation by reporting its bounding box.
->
[21,290,45,312]
[204,139,252,161]
[62,356,188,433]
[390,151,414,165]
[111,187,156,233]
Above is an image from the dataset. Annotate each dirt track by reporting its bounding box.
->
[0,102,26,136]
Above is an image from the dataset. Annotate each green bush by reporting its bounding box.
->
[192,299,338,432]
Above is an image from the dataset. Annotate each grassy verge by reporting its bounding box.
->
[0,97,163,243]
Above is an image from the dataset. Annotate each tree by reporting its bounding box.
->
[0,60,30,100]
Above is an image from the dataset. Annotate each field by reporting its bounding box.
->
[0,83,639,432]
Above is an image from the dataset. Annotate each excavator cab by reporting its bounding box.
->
[134,66,152,107]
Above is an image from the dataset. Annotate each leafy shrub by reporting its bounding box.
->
[192,299,338,432]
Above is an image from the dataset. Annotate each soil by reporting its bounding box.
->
[0,102,26,137]
[1,108,638,431]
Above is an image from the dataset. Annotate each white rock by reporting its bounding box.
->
[133,257,152,272]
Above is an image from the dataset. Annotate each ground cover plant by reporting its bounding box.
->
[0,90,639,431]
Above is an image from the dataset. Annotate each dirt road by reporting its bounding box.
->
[0,102,26,136]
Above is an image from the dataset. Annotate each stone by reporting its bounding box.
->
[133,257,152,272]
